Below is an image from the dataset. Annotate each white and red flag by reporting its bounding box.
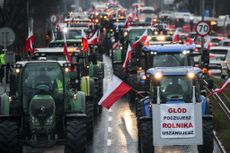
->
[208,78,230,96]
[132,29,148,49]
[204,35,211,50]
[172,29,180,42]
[88,30,98,45]
[123,44,132,69]
[63,33,73,63]
[98,75,131,109]
[97,29,101,45]
[123,16,132,29]
[25,27,35,53]
[113,41,119,50]
[82,32,89,52]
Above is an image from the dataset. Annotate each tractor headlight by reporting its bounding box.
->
[65,67,70,72]
[182,50,190,54]
[187,72,195,79]
[154,72,163,80]
[156,36,166,41]
[16,68,20,73]
[124,32,128,37]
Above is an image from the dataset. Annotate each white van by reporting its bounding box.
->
[138,6,157,23]
[209,46,230,78]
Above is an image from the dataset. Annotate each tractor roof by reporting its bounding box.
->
[15,60,68,67]
[35,47,81,53]
[142,44,195,53]
[146,66,202,77]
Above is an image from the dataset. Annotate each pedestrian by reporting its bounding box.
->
[0,50,5,83]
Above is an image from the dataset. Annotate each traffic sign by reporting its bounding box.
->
[50,15,57,23]
[195,21,211,36]
[0,27,15,47]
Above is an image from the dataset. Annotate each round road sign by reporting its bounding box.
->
[195,21,211,36]
[0,27,15,47]
[51,15,57,23]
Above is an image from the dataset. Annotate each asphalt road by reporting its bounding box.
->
[87,55,222,153]
[0,55,223,153]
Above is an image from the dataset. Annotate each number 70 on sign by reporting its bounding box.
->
[195,21,211,36]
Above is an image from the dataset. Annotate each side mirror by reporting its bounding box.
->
[9,74,16,96]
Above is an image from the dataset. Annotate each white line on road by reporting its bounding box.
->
[108,116,113,122]
[108,127,112,133]
[107,139,112,146]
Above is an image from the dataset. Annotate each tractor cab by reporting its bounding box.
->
[146,66,203,105]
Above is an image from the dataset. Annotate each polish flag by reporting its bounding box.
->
[82,32,89,52]
[113,41,119,50]
[25,27,35,53]
[208,78,230,96]
[63,34,72,63]
[97,29,101,45]
[132,29,148,49]
[88,30,98,45]
[186,37,193,45]
[204,35,211,50]
[123,16,132,29]
[172,29,180,42]
[123,44,132,69]
[98,75,131,109]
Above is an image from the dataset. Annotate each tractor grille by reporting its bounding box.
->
[31,99,55,120]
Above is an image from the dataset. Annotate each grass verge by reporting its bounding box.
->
[210,78,230,152]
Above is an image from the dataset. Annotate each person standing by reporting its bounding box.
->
[0,50,5,83]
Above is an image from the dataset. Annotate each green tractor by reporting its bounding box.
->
[0,60,87,153]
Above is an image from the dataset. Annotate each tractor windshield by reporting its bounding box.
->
[152,53,190,67]
[128,29,152,43]
[22,62,64,110]
[159,76,193,103]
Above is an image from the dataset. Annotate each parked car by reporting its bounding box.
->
[209,46,230,78]
[218,39,230,47]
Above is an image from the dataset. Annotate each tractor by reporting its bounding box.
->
[33,47,103,137]
[0,60,87,153]
[136,66,214,153]
[127,44,210,105]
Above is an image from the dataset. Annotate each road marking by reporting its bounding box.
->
[108,116,113,121]
[107,139,112,146]
[108,127,112,133]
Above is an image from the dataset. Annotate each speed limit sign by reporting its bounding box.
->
[195,21,211,36]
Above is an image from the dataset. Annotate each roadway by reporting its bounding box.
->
[87,55,222,153]
[0,55,223,153]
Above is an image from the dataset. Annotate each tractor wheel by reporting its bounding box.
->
[65,120,87,153]
[136,100,143,121]
[198,119,214,153]
[93,78,102,115]
[0,121,21,153]
[86,101,94,139]
[139,118,154,153]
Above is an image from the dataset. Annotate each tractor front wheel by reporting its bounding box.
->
[0,121,21,153]
[65,120,87,153]
[198,119,214,153]
[139,117,154,153]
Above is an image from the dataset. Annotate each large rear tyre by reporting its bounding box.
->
[86,101,94,139]
[0,121,21,153]
[197,119,214,153]
[65,120,87,153]
[139,117,154,153]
